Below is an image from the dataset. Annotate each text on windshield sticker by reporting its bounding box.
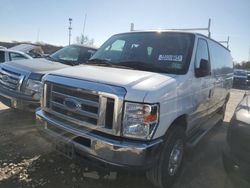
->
[158,55,183,62]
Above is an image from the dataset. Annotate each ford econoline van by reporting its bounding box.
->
[36,31,233,187]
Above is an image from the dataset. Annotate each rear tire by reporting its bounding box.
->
[146,126,185,188]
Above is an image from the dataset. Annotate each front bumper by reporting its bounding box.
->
[0,86,40,111]
[36,109,163,170]
[222,142,250,184]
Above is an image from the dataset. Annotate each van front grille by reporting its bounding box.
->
[44,82,116,135]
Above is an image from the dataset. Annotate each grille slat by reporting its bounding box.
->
[51,91,99,108]
[1,69,20,79]
[0,79,17,89]
[51,101,98,119]
[46,108,97,128]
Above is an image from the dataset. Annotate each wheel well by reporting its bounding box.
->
[167,115,188,134]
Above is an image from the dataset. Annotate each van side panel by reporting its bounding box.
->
[151,37,233,139]
[208,40,233,111]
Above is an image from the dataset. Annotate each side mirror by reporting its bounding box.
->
[195,59,210,77]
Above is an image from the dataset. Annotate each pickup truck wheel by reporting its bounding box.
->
[146,126,185,188]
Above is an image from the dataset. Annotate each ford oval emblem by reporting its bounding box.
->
[2,75,9,82]
[64,98,81,111]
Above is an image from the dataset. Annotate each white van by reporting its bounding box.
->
[36,31,233,188]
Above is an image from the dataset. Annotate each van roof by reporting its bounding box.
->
[116,30,230,52]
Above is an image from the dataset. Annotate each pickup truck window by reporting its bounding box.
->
[0,51,4,62]
[90,32,195,74]
[9,52,28,61]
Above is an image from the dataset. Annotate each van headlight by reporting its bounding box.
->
[122,102,159,140]
[24,79,43,100]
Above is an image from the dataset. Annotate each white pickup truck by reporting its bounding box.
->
[36,31,233,187]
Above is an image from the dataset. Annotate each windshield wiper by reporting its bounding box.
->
[46,56,76,66]
[86,58,134,70]
[86,58,113,66]
[119,61,171,73]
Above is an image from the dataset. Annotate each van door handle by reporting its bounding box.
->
[208,89,212,98]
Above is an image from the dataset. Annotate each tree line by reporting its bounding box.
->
[75,34,95,46]
[234,61,250,70]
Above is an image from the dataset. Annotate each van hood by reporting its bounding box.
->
[4,58,69,74]
[50,65,177,102]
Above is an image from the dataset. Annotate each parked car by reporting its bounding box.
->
[233,69,248,88]
[223,94,250,186]
[246,71,250,86]
[10,44,44,58]
[36,31,233,188]
[0,48,32,63]
[0,44,97,111]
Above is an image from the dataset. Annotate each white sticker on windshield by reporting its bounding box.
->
[158,55,183,62]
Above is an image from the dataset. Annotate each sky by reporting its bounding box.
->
[0,0,249,62]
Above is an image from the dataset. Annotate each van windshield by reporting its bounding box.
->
[89,32,195,74]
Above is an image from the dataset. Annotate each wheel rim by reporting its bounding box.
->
[168,139,184,176]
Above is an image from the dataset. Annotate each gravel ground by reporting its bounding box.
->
[0,89,248,188]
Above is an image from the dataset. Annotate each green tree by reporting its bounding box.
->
[234,61,250,70]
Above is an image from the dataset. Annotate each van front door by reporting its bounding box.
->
[188,38,211,135]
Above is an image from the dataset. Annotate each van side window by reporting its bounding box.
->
[194,39,211,77]
[104,40,125,61]
[195,39,210,69]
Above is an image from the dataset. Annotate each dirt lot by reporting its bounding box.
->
[0,89,248,188]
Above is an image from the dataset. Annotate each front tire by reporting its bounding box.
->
[146,126,185,188]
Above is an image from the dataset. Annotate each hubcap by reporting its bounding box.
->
[168,139,184,176]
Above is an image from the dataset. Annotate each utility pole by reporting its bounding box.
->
[82,14,87,41]
[68,18,73,45]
